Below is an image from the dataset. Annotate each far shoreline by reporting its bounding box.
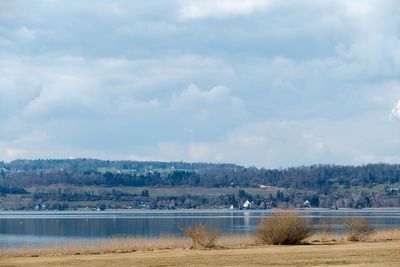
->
[1,207,400,213]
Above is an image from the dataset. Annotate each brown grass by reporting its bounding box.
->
[318,218,335,242]
[1,228,400,258]
[308,232,347,244]
[308,227,400,244]
[343,217,374,241]
[2,240,400,267]
[0,237,188,257]
[256,211,312,245]
[367,227,400,242]
[217,235,255,248]
[180,224,220,248]
[0,235,256,258]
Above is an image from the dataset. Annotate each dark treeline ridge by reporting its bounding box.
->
[1,159,400,192]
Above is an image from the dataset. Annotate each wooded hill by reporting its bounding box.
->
[0,159,399,210]
[1,159,400,190]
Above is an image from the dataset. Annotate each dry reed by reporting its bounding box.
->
[0,236,189,257]
[256,211,312,245]
[180,224,219,248]
[1,227,400,258]
[343,217,374,241]
[0,235,256,257]
[366,227,400,242]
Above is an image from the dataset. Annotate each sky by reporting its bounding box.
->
[0,0,400,168]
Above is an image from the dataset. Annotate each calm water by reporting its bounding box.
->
[1,209,400,248]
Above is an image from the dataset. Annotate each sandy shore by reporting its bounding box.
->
[1,240,400,267]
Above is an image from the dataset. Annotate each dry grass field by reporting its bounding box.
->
[0,235,256,257]
[1,240,400,267]
[1,222,400,267]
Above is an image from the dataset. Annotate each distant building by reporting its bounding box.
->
[243,200,252,209]
[303,200,311,208]
[385,186,400,195]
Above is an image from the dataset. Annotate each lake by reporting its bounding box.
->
[1,209,400,248]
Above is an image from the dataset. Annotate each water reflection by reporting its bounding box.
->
[1,209,400,248]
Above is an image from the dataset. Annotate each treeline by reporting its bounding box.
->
[0,170,201,187]
[0,186,29,195]
[1,159,400,192]
[1,159,238,172]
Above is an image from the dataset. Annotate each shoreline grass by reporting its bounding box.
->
[0,235,257,258]
[2,240,400,267]
[1,228,400,258]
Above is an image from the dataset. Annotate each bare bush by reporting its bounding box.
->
[318,218,335,242]
[256,211,312,245]
[343,217,374,241]
[181,224,219,249]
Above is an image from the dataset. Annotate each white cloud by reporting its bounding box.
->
[114,22,181,37]
[14,26,36,41]
[179,0,272,20]
[0,130,49,161]
[0,51,233,157]
[170,84,243,110]
[4,148,28,160]
[167,84,247,128]
[147,114,400,167]
[0,54,234,118]
[392,101,400,118]
[0,53,245,161]
[148,120,334,166]
[1,0,400,166]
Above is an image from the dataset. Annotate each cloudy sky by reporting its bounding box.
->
[0,0,400,167]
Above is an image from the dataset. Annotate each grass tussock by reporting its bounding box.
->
[308,218,346,244]
[308,227,400,244]
[344,217,374,241]
[216,235,255,248]
[308,232,346,244]
[256,211,312,245]
[181,224,219,249]
[318,218,334,242]
[366,227,400,242]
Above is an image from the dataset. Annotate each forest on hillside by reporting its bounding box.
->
[0,159,399,210]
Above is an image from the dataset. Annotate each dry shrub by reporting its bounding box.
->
[367,227,400,242]
[318,218,335,242]
[256,211,312,245]
[344,217,374,241]
[181,224,219,249]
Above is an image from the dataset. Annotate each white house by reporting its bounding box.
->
[243,200,252,209]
